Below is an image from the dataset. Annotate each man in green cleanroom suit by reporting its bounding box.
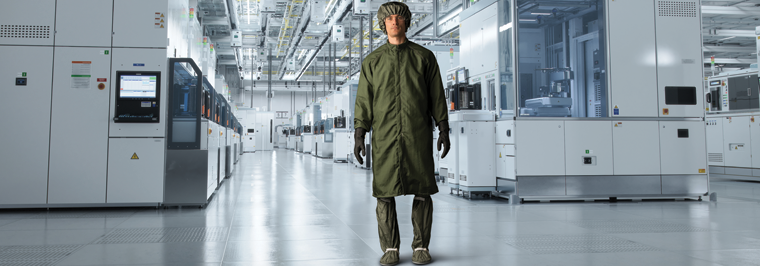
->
[353,2,450,265]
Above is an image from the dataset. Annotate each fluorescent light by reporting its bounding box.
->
[530,12,551,16]
[438,7,462,26]
[247,0,251,24]
[499,22,512,32]
[519,19,536,22]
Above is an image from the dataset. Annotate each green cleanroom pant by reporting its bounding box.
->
[376,195,433,251]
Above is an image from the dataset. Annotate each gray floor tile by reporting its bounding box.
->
[0,229,107,246]
[685,249,760,266]
[0,217,128,231]
[612,231,760,251]
[362,236,524,257]
[55,242,226,265]
[228,224,361,242]
[222,239,378,262]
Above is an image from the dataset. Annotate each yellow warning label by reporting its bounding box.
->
[699,169,706,173]
[131,153,139,160]
[160,14,165,17]
[499,152,502,158]
[160,24,165,28]
[160,19,164,22]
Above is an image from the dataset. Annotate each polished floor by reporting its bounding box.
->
[2,150,760,265]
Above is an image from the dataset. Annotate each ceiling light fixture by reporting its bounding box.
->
[247,0,251,24]
[530,12,551,16]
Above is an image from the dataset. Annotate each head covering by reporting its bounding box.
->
[377,1,412,35]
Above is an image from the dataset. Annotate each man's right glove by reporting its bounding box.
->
[437,120,450,158]
[354,127,367,165]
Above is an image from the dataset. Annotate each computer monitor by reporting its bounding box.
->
[119,74,158,99]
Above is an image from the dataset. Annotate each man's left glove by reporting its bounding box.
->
[354,127,367,165]
[437,120,450,158]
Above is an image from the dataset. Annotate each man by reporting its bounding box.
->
[353,2,450,265]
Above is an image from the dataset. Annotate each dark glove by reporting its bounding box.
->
[437,120,450,158]
[354,127,367,165]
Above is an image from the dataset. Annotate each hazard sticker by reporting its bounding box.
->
[131,153,139,160]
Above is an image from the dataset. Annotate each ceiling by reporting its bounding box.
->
[196,0,760,94]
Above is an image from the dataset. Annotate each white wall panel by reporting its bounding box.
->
[612,120,661,175]
[107,138,165,203]
[722,116,752,168]
[109,48,168,137]
[0,46,54,204]
[516,120,565,176]
[655,0,704,117]
[0,0,56,46]
[659,121,707,175]
[112,0,169,48]
[705,117,724,166]
[564,121,613,176]
[48,47,112,204]
[607,0,658,117]
[55,0,113,47]
[751,116,760,168]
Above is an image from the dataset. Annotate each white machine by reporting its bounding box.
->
[0,0,238,208]
[705,69,760,181]
[456,0,708,203]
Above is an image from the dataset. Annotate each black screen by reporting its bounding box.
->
[665,86,697,105]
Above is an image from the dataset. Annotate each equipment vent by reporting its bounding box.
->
[595,83,602,101]
[595,105,602,117]
[460,175,467,181]
[0,25,51,38]
[658,1,697,17]
[708,153,723,163]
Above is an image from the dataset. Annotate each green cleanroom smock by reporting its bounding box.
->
[354,40,449,198]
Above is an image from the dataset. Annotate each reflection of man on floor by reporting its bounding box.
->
[353,2,450,265]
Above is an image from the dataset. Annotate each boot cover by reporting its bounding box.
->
[379,248,399,266]
[412,248,432,265]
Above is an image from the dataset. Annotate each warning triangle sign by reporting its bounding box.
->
[499,152,502,158]
[160,24,165,28]
[160,19,164,22]
[160,14,165,17]
[131,153,139,160]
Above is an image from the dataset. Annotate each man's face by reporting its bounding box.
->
[384,14,406,38]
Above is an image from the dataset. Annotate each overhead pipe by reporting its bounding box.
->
[295,0,353,81]
[277,4,312,80]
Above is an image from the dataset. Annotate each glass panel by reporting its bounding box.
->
[498,0,515,115]
[516,0,607,118]
[169,61,200,148]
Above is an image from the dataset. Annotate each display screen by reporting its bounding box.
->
[710,80,721,86]
[457,69,466,84]
[665,86,697,105]
[120,75,158,98]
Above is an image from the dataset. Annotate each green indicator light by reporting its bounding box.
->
[104,50,109,55]
[585,150,590,154]
[22,72,27,77]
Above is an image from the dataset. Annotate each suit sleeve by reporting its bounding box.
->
[354,59,373,130]
[427,54,448,124]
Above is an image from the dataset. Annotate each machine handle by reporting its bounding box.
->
[706,93,712,103]
[506,129,511,137]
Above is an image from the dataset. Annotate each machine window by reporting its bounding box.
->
[517,0,607,117]
[665,86,697,105]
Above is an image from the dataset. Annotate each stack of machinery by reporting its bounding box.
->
[0,0,242,208]
[705,27,760,181]
[438,0,709,202]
